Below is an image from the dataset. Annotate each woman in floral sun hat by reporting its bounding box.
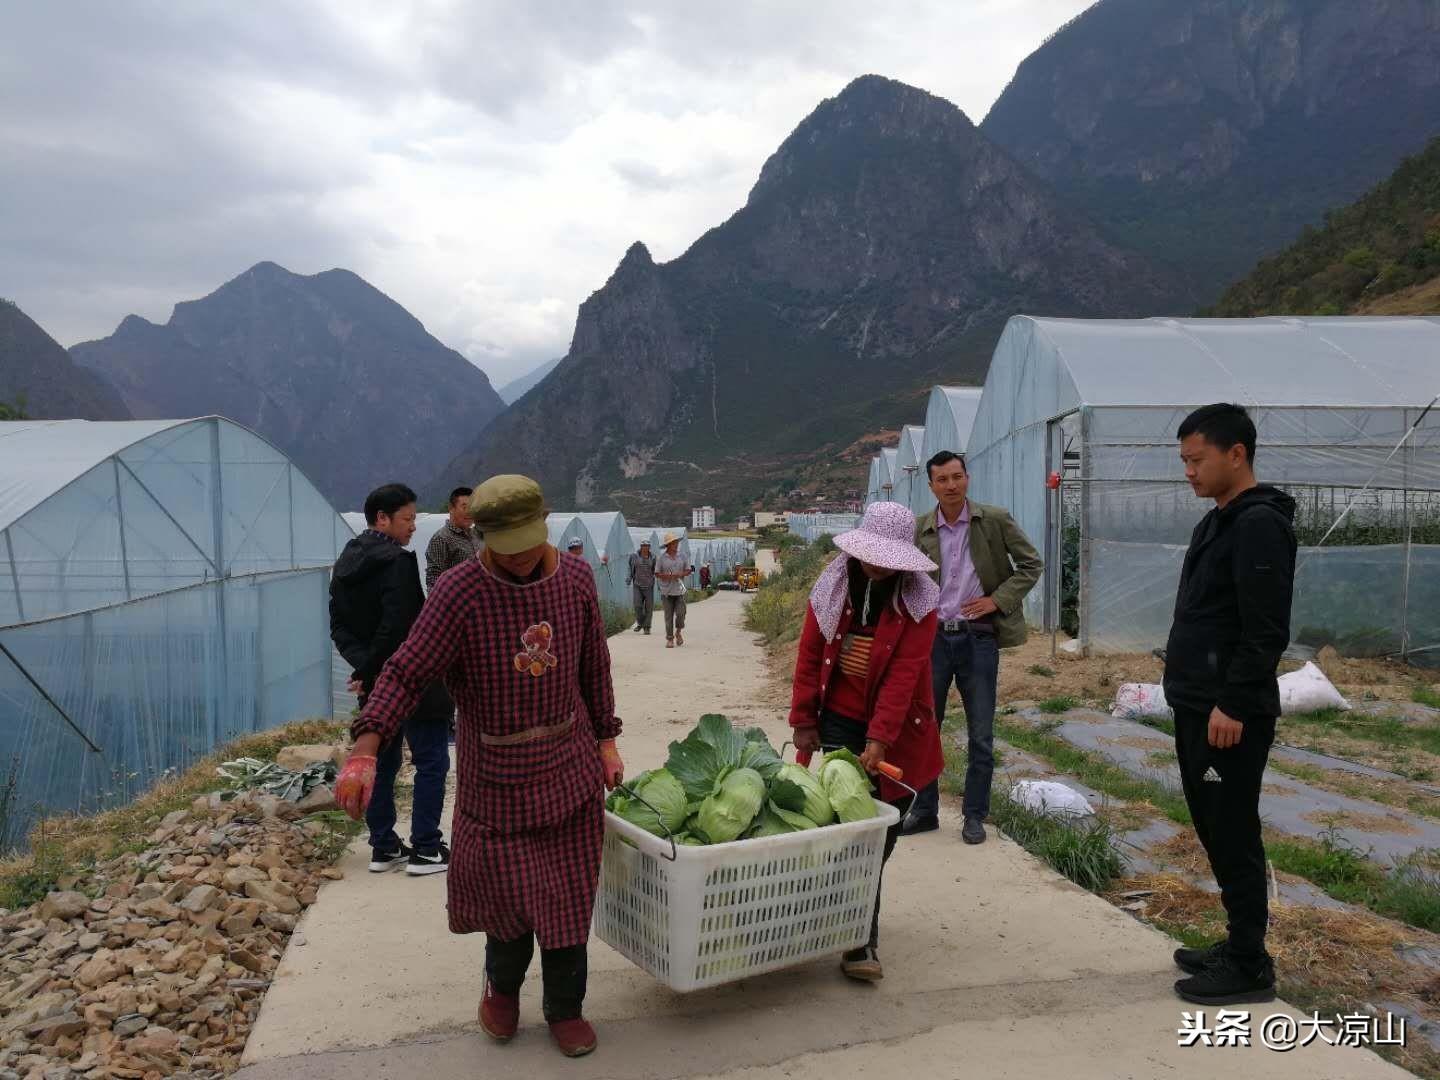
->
[788,500,944,982]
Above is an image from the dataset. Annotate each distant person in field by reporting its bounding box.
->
[425,485,482,592]
[336,475,624,1058]
[329,483,452,877]
[905,452,1043,844]
[656,532,689,647]
[626,540,656,634]
[1165,404,1295,1007]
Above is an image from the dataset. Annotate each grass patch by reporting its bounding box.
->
[1414,684,1440,710]
[601,599,635,636]
[990,795,1126,891]
[1133,713,1176,737]
[1025,664,1056,678]
[940,741,1123,892]
[1037,695,1082,714]
[742,538,834,645]
[0,717,348,909]
[1269,830,1440,933]
[1284,706,1440,756]
[995,716,1193,826]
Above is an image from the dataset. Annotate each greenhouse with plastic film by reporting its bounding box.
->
[966,315,1440,661]
[891,425,928,516]
[923,386,983,471]
[0,418,354,846]
[570,512,634,608]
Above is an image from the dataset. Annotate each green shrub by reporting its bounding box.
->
[742,539,834,644]
[601,600,634,636]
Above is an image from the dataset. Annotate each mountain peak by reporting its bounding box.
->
[242,260,295,281]
[619,241,654,270]
[748,76,976,204]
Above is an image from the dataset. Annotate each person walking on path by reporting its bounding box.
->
[425,486,483,592]
[1164,404,1295,1007]
[330,483,452,877]
[656,532,689,647]
[335,475,625,1058]
[904,453,1043,843]
[626,540,656,634]
[789,501,943,982]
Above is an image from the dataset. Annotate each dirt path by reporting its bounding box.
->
[235,593,1411,1079]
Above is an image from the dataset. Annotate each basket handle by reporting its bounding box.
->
[614,782,679,862]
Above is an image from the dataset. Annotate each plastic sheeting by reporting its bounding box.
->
[864,455,889,507]
[963,316,1440,657]
[0,417,351,846]
[890,426,928,516]
[923,386,983,463]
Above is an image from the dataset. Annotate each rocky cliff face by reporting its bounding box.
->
[441,76,1169,516]
[982,0,1440,296]
[72,263,505,507]
[0,301,129,420]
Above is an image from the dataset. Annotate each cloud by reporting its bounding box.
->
[0,0,1095,385]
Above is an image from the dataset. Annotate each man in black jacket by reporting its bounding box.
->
[331,483,451,876]
[1164,404,1296,1006]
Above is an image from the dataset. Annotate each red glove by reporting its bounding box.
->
[335,754,377,820]
[599,740,624,790]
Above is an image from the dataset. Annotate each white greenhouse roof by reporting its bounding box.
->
[1024,316,1440,408]
[0,419,183,533]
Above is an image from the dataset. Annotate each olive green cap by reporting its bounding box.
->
[469,475,548,555]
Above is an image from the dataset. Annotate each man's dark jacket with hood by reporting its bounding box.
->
[1163,486,1297,720]
[330,531,427,694]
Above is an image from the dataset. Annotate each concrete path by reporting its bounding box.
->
[237,594,1412,1079]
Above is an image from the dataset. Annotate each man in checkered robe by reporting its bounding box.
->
[338,475,624,1058]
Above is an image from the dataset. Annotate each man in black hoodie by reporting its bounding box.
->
[331,483,451,876]
[1164,404,1296,1007]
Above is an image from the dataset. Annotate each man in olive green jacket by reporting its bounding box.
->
[904,450,1043,843]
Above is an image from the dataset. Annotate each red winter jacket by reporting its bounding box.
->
[788,596,943,802]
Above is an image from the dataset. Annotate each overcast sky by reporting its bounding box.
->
[1,1,1094,388]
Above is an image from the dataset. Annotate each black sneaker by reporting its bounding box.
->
[1174,952,1276,1006]
[369,842,412,873]
[1174,939,1228,975]
[407,842,451,876]
[633,625,643,632]
[961,816,987,844]
[900,814,939,836]
[840,946,883,982]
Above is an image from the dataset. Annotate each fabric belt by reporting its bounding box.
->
[940,618,995,635]
[480,715,576,746]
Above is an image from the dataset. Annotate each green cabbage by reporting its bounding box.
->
[774,763,834,825]
[665,714,748,800]
[605,768,689,837]
[673,833,705,847]
[696,767,766,843]
[820,750,878,822]
[749,800,819,837]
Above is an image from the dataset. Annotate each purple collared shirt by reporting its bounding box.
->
[937,503,984,620]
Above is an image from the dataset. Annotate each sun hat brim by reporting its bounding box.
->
[833,528,937,574]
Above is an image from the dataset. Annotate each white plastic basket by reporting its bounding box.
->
[593,802,900,992]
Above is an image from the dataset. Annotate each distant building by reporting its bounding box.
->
[691,505,717,530]
[736,516,753,531]
[753,511,781,528]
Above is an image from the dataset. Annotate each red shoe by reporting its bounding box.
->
[478,981,519,1042]
[549,1017,597,1057]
